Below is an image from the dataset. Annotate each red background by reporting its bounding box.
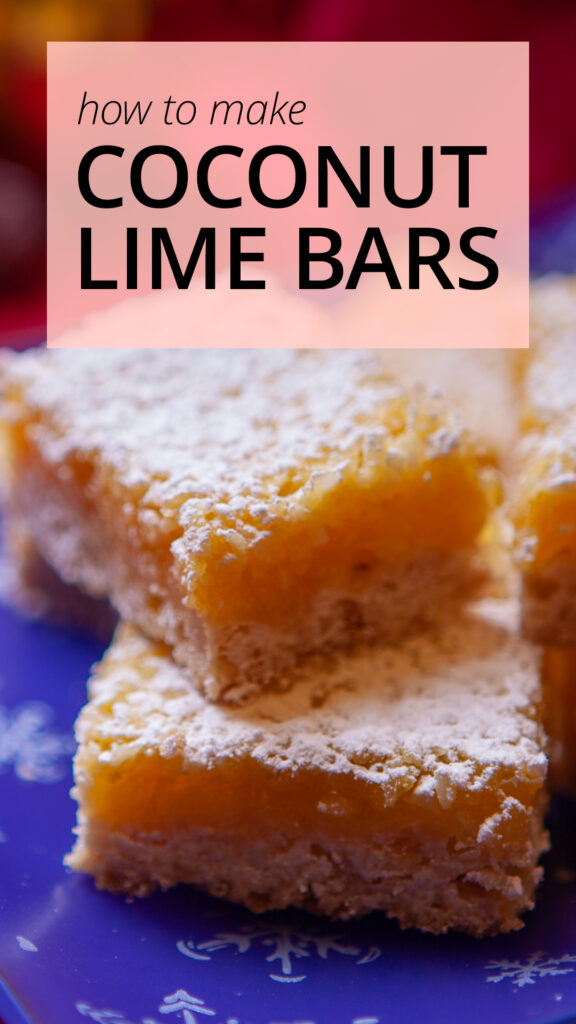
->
[0,0,574,342]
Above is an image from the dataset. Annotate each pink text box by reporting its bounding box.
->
[47,41,528,348]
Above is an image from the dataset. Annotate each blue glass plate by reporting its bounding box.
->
[2,598,576,1024]
[3,205,576,1024]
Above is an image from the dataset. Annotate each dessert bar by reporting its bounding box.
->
[67,599,548,937]
[514,276,576,644]
[1,300,491,703]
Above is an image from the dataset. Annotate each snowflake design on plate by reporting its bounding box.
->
[77,1000,155,1024]
[485,951,576,989]
[177,924,381,983]
[159,991,215,1023]
[76,990,215,1024]
[76,993,378,1024]
[0,700,75,782]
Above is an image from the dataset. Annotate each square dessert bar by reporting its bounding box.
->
[1,296,491,703]
[514,276,576,645]
[67,600,548,937]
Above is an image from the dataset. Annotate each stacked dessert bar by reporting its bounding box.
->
[516,277,576,795]
[2,279,572,937]
[514,275,576,644]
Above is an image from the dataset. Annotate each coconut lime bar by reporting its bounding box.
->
[514,275,576,645]
[67,599,548,936]
[1,296,490,703]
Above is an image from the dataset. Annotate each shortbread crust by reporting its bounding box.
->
[0,518,117,638]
